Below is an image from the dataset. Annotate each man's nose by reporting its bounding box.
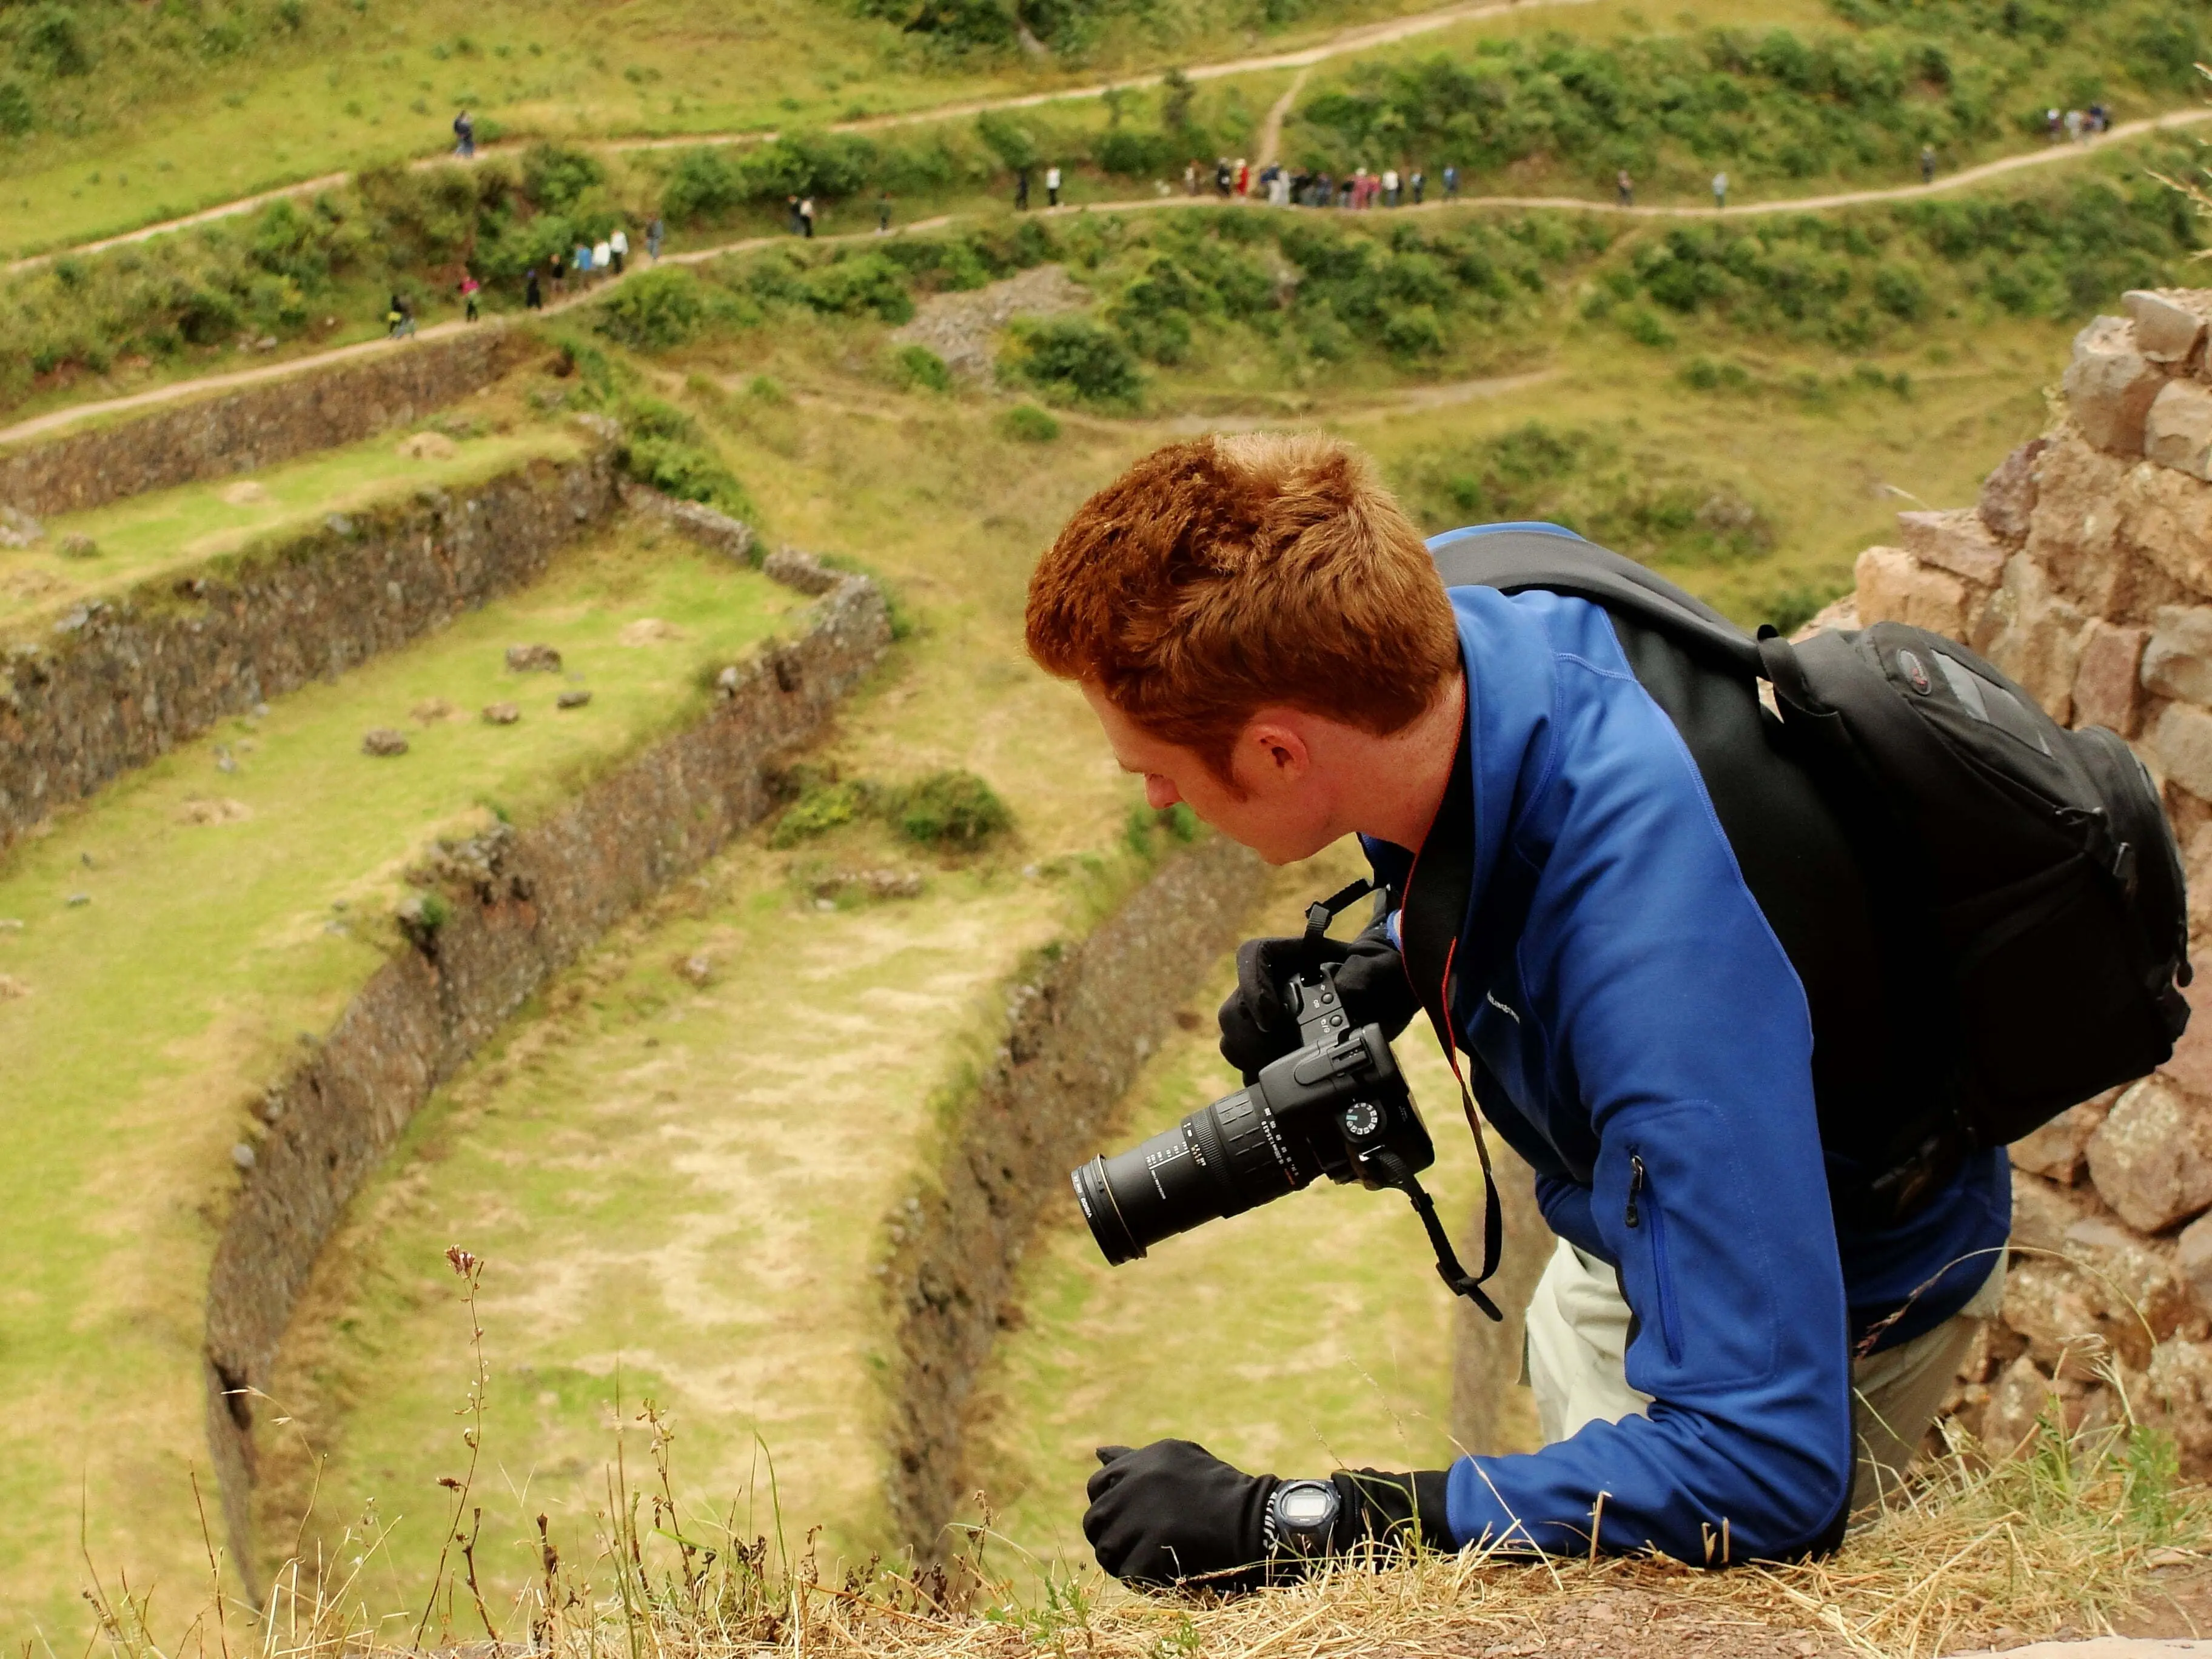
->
[1144,776,1181,811]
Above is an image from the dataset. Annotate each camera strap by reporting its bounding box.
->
[1394,712,1506,1322]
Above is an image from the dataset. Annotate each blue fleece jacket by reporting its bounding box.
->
[1366,538,2008,1563]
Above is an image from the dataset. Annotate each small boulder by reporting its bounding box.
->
[57,534,98,560]
[2062,315,2167,455]
[2142,605,2212,705]
[1852,546,1969,638]
[2087,1075,2212,1233]
[1894,508,2006,586]
[2179,1211,2212,1319]
[481,702,521,725]
[2009,1093,2115,1185]
[2069,622,2147,737]
[1977,437,2047,546]
[361,728,411,757]
[230,1142,257,1171]
[555,689,592,709]
[397,431,460,461]
[673,953,714,987]
[410,697,458,725]
[506,643,563,672]
[2147,378,2212,481]
[0,504,42,549]
[2123,288,2210,366]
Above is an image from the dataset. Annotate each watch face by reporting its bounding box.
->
[1278,1481,1336,1527]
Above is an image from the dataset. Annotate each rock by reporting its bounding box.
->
[1853,546,1969,637]
[361,727,411,757]
[0,973,29,1000]
[1977,553,2087,722]
[2002,1257,2111,1376]
[2060,1215,2189,1362]
[673,953,714,987]
[1793,594,1858,638]
[506,643,563,672]
[2088,1076,2212,1233]
[397,430,460,460]
[2021,432,2131,609]
[64,893,89,907]
[2145,1336,2212,1465]
[814,868,927,902]
[617,617,687,646]
[230,1142,256,1171]
[2071,622,2148,736]
[1895,508,2007,586]
[555,689,592,709]
[2190,827,2212,945]
[220,480,270,506]
[409,697,458,724]
[177,797,253,826]
[2154,702,2212,802]
[2010,1094,2116,1184]
[1979,1353,2062,1455]
[2148,379,2212,481]
[0,504,43,548]
[765,546,842,595]
[2143,605,2212,706]
[1979,437,2048,546]
[2063,314,2167,455]
[481,702,520,725]
[2012,1170,2096,1252]
[2162,967,2212,1095]
[2124,289,2211,366]
[2126,451,2212,598]
[2179,1212,2212,1319]
[57,534,98,560]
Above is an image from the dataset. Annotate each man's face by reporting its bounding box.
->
[1082,683,1337,866]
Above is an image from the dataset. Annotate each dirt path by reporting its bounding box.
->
[5,106,2196,449]
[1256,68,1313,170]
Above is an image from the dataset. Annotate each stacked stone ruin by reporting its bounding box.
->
[1848,288,2212,1472]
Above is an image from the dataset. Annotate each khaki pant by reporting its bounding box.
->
[1524,1238,2004,1516]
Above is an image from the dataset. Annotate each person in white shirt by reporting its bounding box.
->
[1382,166,1400,206]
[609,227,629,274]
[1046,164,1062,207]
[593,238,612,280]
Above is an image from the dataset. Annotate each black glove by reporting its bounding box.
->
[1327,1466,1455,1557]
[1217,917,1419,1080]
[1084,1441,1275,1589]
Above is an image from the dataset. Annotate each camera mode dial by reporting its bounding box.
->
[1339,1100,1382,1139]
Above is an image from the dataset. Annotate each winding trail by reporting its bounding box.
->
[2,112,2201,450]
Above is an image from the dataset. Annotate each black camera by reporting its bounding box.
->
[1072,961,1439,1265]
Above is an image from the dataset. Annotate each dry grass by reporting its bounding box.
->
[77,1365,2204,1659]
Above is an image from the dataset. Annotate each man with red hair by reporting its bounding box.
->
[1026,434,2008,1586]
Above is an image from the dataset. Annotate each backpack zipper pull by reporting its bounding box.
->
[1626,1155,1645,1228]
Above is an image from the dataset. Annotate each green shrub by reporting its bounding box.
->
[893,343,954,393]
[803,252,913,322]
[596,267,706,349]
[889,771,1011,847]
[770,780,877,848]
[999,403,1061,441]
[1008,316,1141,407]
[523,143,604,213]
[0,78,32,135]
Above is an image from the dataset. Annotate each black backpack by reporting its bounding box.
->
[1427,527,2190,1227]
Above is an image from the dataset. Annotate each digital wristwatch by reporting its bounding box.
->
[1263,1478,1341,1564]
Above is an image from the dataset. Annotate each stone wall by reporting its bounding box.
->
[894,834,1272,1553]
[0,329,533,519]
[1847,287,2212,1470]
[202,560,893,1594]
[0,443,615,849]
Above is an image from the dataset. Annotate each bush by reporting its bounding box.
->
[803,252,913,323]
[523,143,604,213]
[771,780,876,847]
[0,78,32,135]
[1009,316,1141,407]
[596,267,706,349]
[892,343,954,393]
[999,403,1061,441]
[890,771,1011,847]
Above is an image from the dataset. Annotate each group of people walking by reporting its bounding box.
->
[513,218,660,313]
[1179,156,1463,210]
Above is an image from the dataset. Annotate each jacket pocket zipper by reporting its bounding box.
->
[1627,1152,1684,1366]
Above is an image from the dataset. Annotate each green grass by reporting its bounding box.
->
[0,421,585,632]
[0,528,797,1635]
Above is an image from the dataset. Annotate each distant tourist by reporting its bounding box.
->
[2046,107,2062,141]
[1410,167,1425,204]
[1920,145,1936,184]
[799,196,816,237]
[525,267,542,310]
[2088,102,2110,133]
[1215,157,1232,196]
[609,226,628,274]
[548,248,566,295]
[877,190,893,233]
[1046,163,1062,207]
[1382,166,1400,206]
[788,194,803,235]
[386,292,415,338]
[1443,162,1458,200]
[573,241,592,284]
[594,235,612,278]
[1711,169,1728,210]
[453,109,475,159]
[1236,158,1250,197]
[646,216,664,260]
[2063,108,2083,142]
[1184,159,1199,196]
[1617,167,1634,206]
[459,273,481,322]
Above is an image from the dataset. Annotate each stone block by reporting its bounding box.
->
[1852,545,1969,637]
[2190,826,2212,945]
[1979,437,2047,546]
[2124,287,2211,366]
[2022,431,2131,610]
[2012,1169,2096,1248]
[2147,378,2212,481]
[2088,1075,2212,1233]
[1977,552,2086,722]
[2143,605,2212,705]
[2153,702,2212,803]
[2145,1336,2212,1467]
[2072,622,2147,736]
[2010,1094,2115,1184]
[1895,507,2008,586]
[2061,1215,2188,1362]
[1999,1259,2107,1374]
[1979,1353,2060,1455]
[2159,962,2212,1096]
[2124,454,2212,599]
[2063,314,2168,454]
[2180,1211,2212,1319]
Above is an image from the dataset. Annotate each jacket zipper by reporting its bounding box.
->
[1626,1151,1684,1365]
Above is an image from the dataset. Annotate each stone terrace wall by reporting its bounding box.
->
[0,329,534,518]
[0,443,615,848]
[1849,287,2212,1470]
[201,564,893,1593]
[893,834,1271,1553]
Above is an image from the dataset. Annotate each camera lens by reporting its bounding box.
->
[1071,1088,1301,1264]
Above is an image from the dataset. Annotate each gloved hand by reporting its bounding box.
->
[1217,917,1420,1080]
[1083,1441,1275,1589]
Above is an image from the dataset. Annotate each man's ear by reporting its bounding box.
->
[1236,712,1313,788]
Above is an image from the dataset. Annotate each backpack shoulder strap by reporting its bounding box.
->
[1429,524,1764,679]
